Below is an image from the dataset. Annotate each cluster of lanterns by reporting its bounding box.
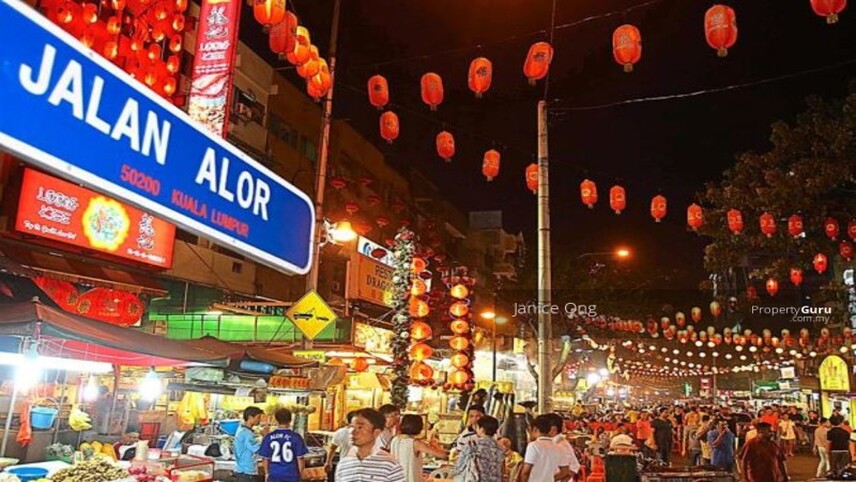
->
[259,4,331,101]
[408,256,435,386]
[33,276,144,326]
[40,0,188,100]
[447,281,475,390]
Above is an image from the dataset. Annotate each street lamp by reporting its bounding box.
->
[318,218,356,247]
[481,310,507,382]
[576,247,632,260]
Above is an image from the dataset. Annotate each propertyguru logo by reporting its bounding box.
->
[751,305,834,323]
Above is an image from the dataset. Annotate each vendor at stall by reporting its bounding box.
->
[234,406,264,482]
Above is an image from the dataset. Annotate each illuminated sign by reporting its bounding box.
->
[357,236,393,267]
[16,169,175,268]
[0,0,314,275]
[820,355,850,392]
[349,253,394,307]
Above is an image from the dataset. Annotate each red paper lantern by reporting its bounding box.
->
[675,312,686,327]
[410,362,434,384]
[412,257,427,273]
[379,111,399,143]
[296,45,320,79]
[409,343,434,362]
[759,212,776,237]
[814,253,828,273]
[825,217,840,240]
[482,150,500,181]
[787,214,804,238]
[450,319,470,335]
[691,307,702,322]
[449,369,469,386]
[351,358,369,372]
[704,5,738,57]
[849,220,856,241]
[253,0,285,28]
[367,75,389,110]
[449,337,469,351]
[450,301,469,318]
[345,201,359,216]
[727,208,744,234]
[609,185,626,214]
[790,268,803,286]
[468,57,493,98]
[376,217,389,228]
[811,0,847,23]
[746,286,758,300]
[411,321,432,341]
[420,73,444,111]
[409,298,430,318]
[650,195,667,222]
[436,131,455,162]
[841,240,854,261]
[687,203,704,230]
[450,353,470,368]
[523,42,553,85]
[766,278,779,296]
[612,24,642,72]
[710,301,722,318]
[525,164,538,194]
[285,26,311,65]
[450,284,469,299]
[580,179,598,209]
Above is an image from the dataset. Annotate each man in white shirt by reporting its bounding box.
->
[324,411,356,475]
[520,415,571,482]
[546,413,579,480]
[336,408,405,482]
[455,405,486,451]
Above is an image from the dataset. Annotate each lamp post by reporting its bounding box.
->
[481,311,507,382]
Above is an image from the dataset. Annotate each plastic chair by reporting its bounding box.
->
[428,466,455,480]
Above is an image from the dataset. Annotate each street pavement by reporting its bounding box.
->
[666,452,821,481]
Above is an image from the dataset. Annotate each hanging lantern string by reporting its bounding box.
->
[346,0,665,71]
[550,56,856,112]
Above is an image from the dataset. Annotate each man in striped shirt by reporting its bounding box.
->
[336,408,405,482]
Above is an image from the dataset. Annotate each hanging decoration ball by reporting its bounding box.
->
[409,342,434,362]
[704,4,738,57]
[253,0,285,29]
[612,24,642,72]
[410,362,434,384]
[449,369,469,386]
[449,336,470,351]
[268,11,297,54]
[766,278,779,296]
[787,214,804,238]
[810,0,847,23]
[411,278,428,297]
[849,220,856,241]
[408,297,430,318]
[379,111,399,144]
[420,72,444,111]
[351,358,369,372]
[367,75,389,110]
[411,321,433,341]
[710,301,722,318]
[825,217,840,240]
[468,57,493,98]
[309,59,332,100]
[482,150,501,181]
[813,253,829,273]
[525,164,538,194]
[580,179,598,209]
[727,208,744,234]
[296,45,320,79]
[450,319,470,335]
[450,301,470,318]
[687,203,704,230]
[436,131,455,162]
[523,41,554,85]
[286,26,312,65]
[650,195,667,222]
[450,284,469,299]
[790,268,803,286]
[759,212,777,237]
[412,257,428,273]
[840,240,854,261]
[451,353,470,368]
[609,185,626,214]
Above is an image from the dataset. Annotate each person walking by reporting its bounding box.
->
[336,408,405,482]
[259,409,307,482]
[652,408,674,465]
[737,423,788,482]
[547,413,580,481]
[519,415,572,482]
[707,419,736,472]
[324,411,355,477]
[390,415,447,482]
[827,415,851,473]
[778,413,796,457]
[814,417,830,477]
[697,415,713,466]
[233,406,264,482]
[454,416,505,482]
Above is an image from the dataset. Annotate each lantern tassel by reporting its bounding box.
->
[487,176,494,182]
[623,63,633,73]
[717,47,728,58]
[828,14,839,24]
[475,92,482,99]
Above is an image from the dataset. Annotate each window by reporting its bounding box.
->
[300,136,318,163]
[180,51,194,78]
[269,114,297,147]
[231,261,243,274]
[175,229,199,244]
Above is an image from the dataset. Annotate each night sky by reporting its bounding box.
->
[240,0,856,289]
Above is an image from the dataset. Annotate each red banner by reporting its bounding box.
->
[16,169,176,268]
[187,0,242,137]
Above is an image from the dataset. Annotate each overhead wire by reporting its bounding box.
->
[542,0,559,102]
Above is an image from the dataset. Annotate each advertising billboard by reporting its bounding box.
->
[16,168,175,268]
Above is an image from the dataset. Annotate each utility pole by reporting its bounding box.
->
[305,0,342,293]
[536,100,552,414]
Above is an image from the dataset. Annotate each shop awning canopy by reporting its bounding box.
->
[0,299,229,367]
[187,336,318,369]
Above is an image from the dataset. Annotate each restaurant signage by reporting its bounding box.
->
[17,168,176,268]
[0,0,314,274]
[819,355,850,392]
[349,252,394,307]
[187,0,241,137]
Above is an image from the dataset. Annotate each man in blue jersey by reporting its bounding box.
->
[260,409,308,482]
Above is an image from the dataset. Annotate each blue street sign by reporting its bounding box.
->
[0,0,315,275]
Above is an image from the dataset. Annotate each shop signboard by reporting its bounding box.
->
[819,355,850,392]
[349,252,394,308]
[286,291,338,340]
[0,0,314,275]
[16,168,176,268]
[357,236,393,267]
[292,350,327,363]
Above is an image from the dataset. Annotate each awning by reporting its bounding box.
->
[0,243,166,295]
[187,336,318,368]
[0,300,228,366]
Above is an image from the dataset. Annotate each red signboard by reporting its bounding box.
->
[16,169,175,268]
[187,0,242,137]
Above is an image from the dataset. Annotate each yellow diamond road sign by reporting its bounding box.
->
[287,291,338,340]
